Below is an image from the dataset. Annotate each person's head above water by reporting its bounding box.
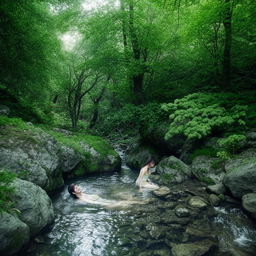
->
[68,183,82,199]
[144,157,155,168]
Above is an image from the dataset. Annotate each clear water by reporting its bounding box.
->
[26,168,155,256]
[25,160,256,256]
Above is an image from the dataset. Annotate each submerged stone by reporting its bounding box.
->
[188,196,208,209]
[153,187,171,198]
[171,240,216,256]
[175,205,190,218]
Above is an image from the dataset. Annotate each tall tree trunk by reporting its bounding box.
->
[128,0,144,105]
[223,0,232,88]
[89,103,99,129]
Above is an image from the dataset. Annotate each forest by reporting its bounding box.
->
[0,0,256,255]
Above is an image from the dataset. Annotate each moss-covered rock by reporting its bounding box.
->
[0,125,63,192]
[156,156,191,185]
[52,131,121,174]
[0,117,121,191]
[242,193,256,219]
[0,211,30,256]
[223,149,256,198]
[191,156,225,185]
[11,178,54,236]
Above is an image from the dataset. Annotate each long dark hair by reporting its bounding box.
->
[144,157,155,167]
[68,183,78,199]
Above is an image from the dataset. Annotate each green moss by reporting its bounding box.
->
[197,176,215,185]
[190,147,217,162]
[73,168,86,177]
[160,173,174,185]
[48,130,117,158]
[0,116,28,129]
[87,162,99,173]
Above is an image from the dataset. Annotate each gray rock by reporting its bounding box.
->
[246,131,256,147]
[242,193,256,219]
[171,240,216,256]
[59,145,82,173]
[0,127,63,191]
[125,144,160,169]
[206,183,226,195]
[0,212,29,256]
[157,156,191,184]
[0,105,10,116]
[192,156,225,184]
[0,126,121,190]
[11,178,54,236]
[153,249,171,256]
[223,149,256,198]
[76,142,121,174]
[161,213,190,225]
[209,194,221,206]
[188,196,208,209]
[153,187,171,198]
[175,205,190,218]
[146,223,166,240]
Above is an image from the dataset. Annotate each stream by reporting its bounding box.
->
[25,153,256,256]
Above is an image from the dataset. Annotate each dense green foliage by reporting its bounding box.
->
[0,0,255,146]
[162,93,247,140]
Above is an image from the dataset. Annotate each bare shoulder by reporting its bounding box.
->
[140,166,148,173]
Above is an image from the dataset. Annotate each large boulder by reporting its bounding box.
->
[191,156,225,184]
[223,149,256,198]
[125,144,160,169]
[11,178,54,236]
[206,183,226,195]
[59,144,82,173]
[59,137,121,176]
[0,126,63,191]
[0,212,30,256]
[0,125,121,189]
[78,141,121,173]
[156,156,191,185]
[242,193,256,219]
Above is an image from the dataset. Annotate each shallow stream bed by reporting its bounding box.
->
[25,166,256,256]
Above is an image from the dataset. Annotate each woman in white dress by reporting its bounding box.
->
[135,159,159,190]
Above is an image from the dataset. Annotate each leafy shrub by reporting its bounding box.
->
[0,170,16,213]
[162,93,247,140]
[217,134,246,154]
[216,150,231,161]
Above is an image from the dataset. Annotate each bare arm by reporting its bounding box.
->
[136,166,148,189]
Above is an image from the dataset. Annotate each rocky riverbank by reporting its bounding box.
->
[0,117,121,255]
[1,114,256,255]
